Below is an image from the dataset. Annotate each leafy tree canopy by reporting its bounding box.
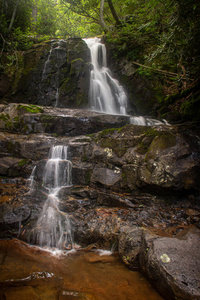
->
[0,0,199,87]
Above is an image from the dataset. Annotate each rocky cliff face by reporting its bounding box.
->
[0,103,199,196]
[1,39,90,109]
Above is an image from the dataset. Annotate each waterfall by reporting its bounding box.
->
[42,43,53,82]
[130,116,170,126]
[84,37,128,115]
[31,145,73,249]
[26,165,36,193]
[40,40,67,107]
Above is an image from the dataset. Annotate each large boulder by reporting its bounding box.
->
[139,227,200,300]
[118,226,143,269]
[90,124,200,196]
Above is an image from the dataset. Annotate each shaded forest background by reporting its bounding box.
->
[0,0,200,124]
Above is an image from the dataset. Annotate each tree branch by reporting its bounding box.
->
[107,0,121,26]
[0,33,9,57]
[8,0,20,32]
[132,61,178,77]
[100,0,109,32]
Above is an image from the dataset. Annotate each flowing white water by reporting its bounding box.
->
[130,116,169,126]
[55,88,59,107]
[42,45,53,82]
[26,165,36,193]
[84,37,128,115]
[32,145,73,249]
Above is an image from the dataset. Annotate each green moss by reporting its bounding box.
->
[13,116,20,122]
[18,159,29,167]
[51,133,59,137]
[6,141,15,152]
[22,124,31,134]
[136,139,152,155]
[60,78,74,94]
[93,128,122,154]
[18,104,43,113]
[0,113,10,121]
[70,58,84,75]
[5,121,13,130]
[85,169,92,185]
[136,128,158,154]
[93,125,149,157]
[145,132,176,161]
[76,93,88,106]
[93,128,120,141]
[145,127,158,137]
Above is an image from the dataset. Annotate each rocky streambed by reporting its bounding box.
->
[0,103,200,299]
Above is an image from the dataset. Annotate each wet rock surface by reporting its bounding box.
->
[0,103,200,299]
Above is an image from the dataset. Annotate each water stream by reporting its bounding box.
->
[130,116,170,126]
[0,239,163,300]
[26,165,36,193]
[31,145,73,249]
[40,40,67,107]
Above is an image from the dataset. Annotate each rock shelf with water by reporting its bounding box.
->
[0,37,200,300]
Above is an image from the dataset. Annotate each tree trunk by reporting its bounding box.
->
[31,1,37,31]
[100,0,109,32]
[32,4,37,23]
[107,0,121,26]
[8,0,20,32]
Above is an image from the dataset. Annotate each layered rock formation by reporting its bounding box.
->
[0,102,200,299]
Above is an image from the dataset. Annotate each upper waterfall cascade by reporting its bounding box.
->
[84,37,128,115]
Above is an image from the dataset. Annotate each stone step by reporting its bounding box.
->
[0,103,129,136]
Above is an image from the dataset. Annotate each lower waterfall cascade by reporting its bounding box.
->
[30,145,73,249]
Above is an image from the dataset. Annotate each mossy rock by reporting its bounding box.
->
[93,125,149,157]
[3,42,51,97]
[0,113,10,122]
[70,58,84,76]
[18,104,44,114]
[145,132,176,161]
[18,159,29,167]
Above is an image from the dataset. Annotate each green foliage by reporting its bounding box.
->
[13,28,34,50]
[34,0,58,36]
[136,67,152,78]
[0,0,33,34]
